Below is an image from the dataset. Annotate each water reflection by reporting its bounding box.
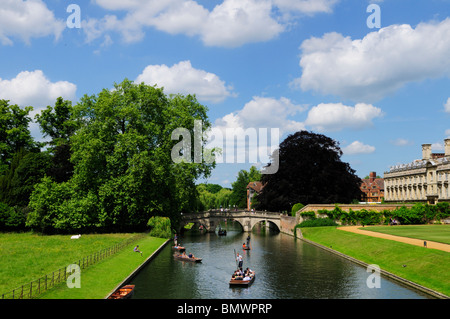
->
[130,221,431,299]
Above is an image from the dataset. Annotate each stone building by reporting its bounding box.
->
[384,139,450,204]
[360,172,384,203]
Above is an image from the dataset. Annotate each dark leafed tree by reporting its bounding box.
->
[35,97,77,183]
[256,131,362,212]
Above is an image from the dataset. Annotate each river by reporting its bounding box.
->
[129,222,432,299]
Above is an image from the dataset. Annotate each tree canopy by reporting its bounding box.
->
[23,79,215,233]
[256,131,362,212]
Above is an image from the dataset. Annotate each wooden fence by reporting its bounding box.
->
[1,234,145,299]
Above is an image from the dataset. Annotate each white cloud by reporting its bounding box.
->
[0,70,77,142]
[135,61,234,103]
[0,0,65,45]
[200,0,284,47]
[343,141,375,155]
[0,70,77,110]
[215,96,306,133]
[304,103,383,132]
[87,0,337,47]
[273,0,337,14]
[294,18,450,101]
[208,96,305,164]
[445,129,450,138]
[444,97,450,113]
[390,138,411,146]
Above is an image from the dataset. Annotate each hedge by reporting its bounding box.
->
[297,203,450,226]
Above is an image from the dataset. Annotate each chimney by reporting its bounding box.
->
[422,144,432,160]
[369,172,376,183]
[445,139,450,157]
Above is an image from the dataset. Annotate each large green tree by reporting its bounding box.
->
[0,100,37,174]
[256,131,362,212]
[230,165,262,208]
[35,97,77,182]
[27,79,215,233]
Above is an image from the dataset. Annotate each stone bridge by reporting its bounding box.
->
[180,210,282,232]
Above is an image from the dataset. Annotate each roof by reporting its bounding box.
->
[247,181,263,192]
[361,178,384,190]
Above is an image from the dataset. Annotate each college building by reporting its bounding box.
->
[360,172,384,203]
[247,181,263,211]
[384,139,450,204]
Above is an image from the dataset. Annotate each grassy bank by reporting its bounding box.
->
[300,226,450,297]
[360,225,450,245]
[0,232,167,299]
[38,235,167,299]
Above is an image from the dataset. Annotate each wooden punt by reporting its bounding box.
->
[173,254,202,263]
[108,285,135,299]
[172,245,186,251]
[229,272,255,287]
[218,229,227,236]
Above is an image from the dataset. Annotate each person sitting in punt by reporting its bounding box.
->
[243,274,252,281]
[243,243,246,249]
[232,269,243,280]
[188,252,194,258]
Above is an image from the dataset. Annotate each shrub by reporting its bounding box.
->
[299,211,316,220]
[147,216,172,238]
[291,203,304,216]
[296,218,337,228]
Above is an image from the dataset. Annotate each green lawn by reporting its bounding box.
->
[300,226,450,297]
[360,225,450,245]
[38,235,168,299]
[0,232,165,298]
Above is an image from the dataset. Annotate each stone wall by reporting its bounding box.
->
[280,215,298,236]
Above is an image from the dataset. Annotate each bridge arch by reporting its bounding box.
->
[180,211,282,233]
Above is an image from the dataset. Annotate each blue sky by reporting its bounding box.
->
[1,0,450,188]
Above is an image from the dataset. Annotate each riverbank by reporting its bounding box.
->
[300,226,450,298]
[36,236,168,299]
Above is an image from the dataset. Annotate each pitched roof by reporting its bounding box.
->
[361,178,384,190]
[247,181,263,192]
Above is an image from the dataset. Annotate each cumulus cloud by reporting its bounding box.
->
[0,70,77,141]
[0,70,77,111]
[342,141,375,155]
[304,102,383,132]
[86,0,337,47]
[214,96,306,133]
[444,97,450,113]
[294,18,450,101]
[445,129,450,138]
[135,61,234,103]
[390,138,412,146]
[0,0,65,45]
[208,96,305,164]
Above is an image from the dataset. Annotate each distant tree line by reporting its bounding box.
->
[0,80,215,233]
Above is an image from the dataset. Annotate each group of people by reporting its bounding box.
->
[389,218,399,225]
[232,267,254,281]
[174,233,196,259]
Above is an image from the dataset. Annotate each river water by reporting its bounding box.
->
[129,222,432,299]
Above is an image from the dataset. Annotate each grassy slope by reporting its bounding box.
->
[38,235,167,299]
[0,232,166,298]
[301,226,450,297]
